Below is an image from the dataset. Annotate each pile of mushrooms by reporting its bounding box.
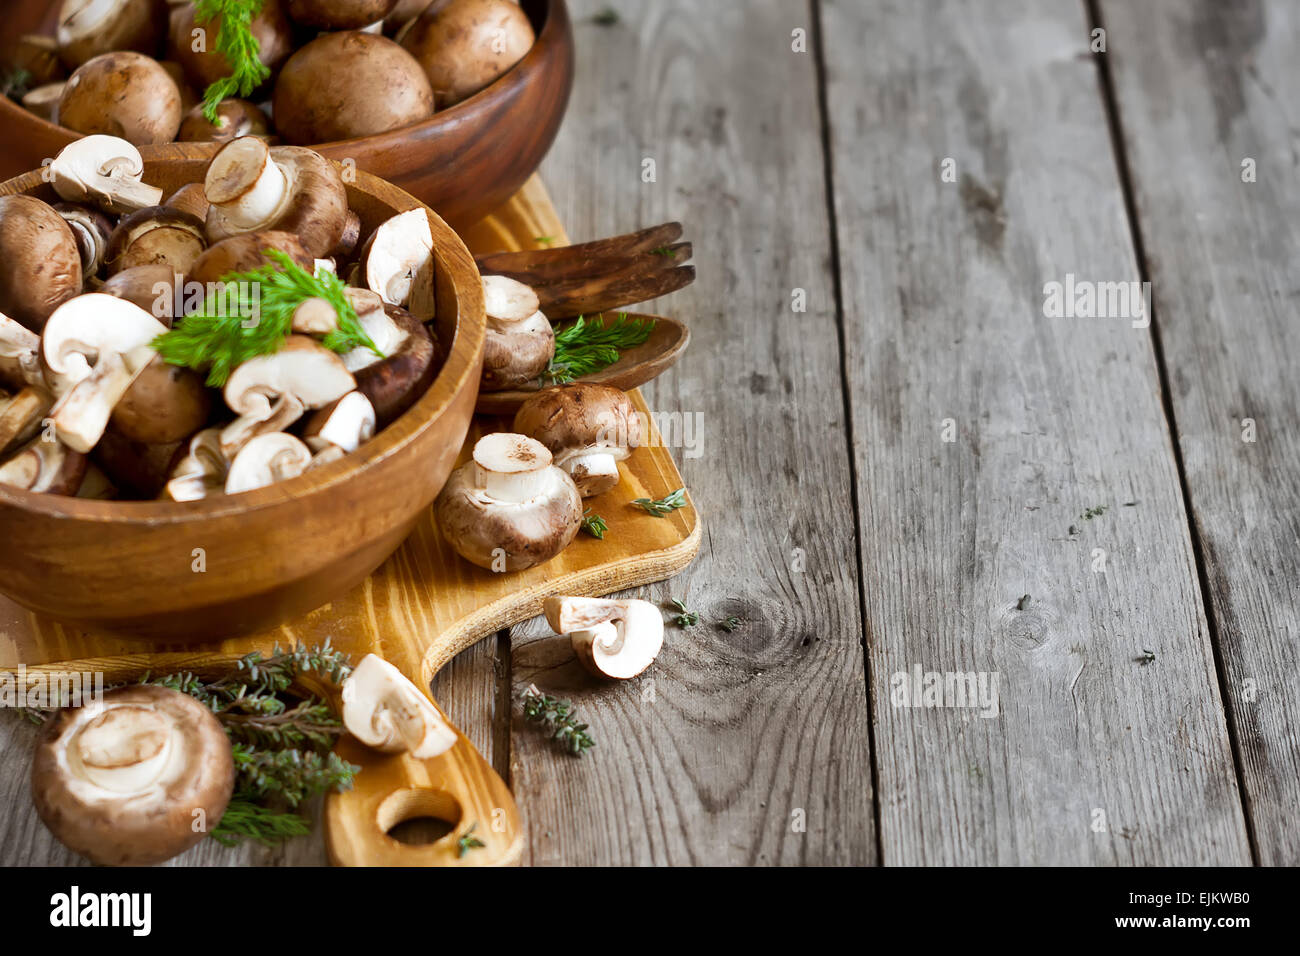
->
[0,134,445,501]
[4,0,537,146]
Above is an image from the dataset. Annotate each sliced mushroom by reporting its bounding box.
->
[0,196,84,332]
[59,51,183,146]
[57,0,164,69]
[186,230,314,286]
[40,293,167,396]
[48,345,152,453]
[105,205,207,275]
[434,432,583,572]
[354,305,437,427]
[481,272,538,321]
[0,386,53,455]
[91,426,184,499]
[338,288,399,370]
[21,82,66,122]
[220,335,355,457]
[302,391,376,455]
[163,427,228,501]
[225,431,313,495]
[31,685,235,866]
[204,137,349,258]
[543,595,665,680]
[53,203,114,279]
[0,435,87,495]
[513,384,642,497]
[340,653,456,759]
[0,312,44,390]
[49,135,164,215]
[291,297,339,336]
[100,263,181,323]
[364,209,435,321]
[178,98,270,144]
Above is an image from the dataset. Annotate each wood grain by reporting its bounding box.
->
[1099,0,1300,865]
[508,0,876,865]
[821,0,1250,864]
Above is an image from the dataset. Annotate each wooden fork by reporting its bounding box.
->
[473,222,695,319]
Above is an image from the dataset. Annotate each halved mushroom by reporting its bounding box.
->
[513,384,642,497]
[0,386,53,455]
[0,312,44,390]
[21,82,66,122]
[53,203,114,279]
[204,137,349,258]
[302,391,375,454]
[0,195,83,332]
[49,135,164,215]
[220,335,355,457]
[340,653,456,759]
[57,0,164,69]
[186,230,314,286]
[354,305,437,427]
[434,432,582,571]
[0,435,87,495]
[178,98,270,144]
[100,263,181,322]
[105,205,207,276]
[40,293,167,395]
[363,209,435,321]
[164,182,211,221]
[224,431,312,494]
[163,427,227,501]
[543,595,665,680]
[59,51,183,146]
[167,0,293,90]
[31,685,235,866]
[399,0,535,109]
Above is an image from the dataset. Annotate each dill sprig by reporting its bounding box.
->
[580,509,608,539]
[210,799,312,847]
[153,250,381,386]
[669,598,698,628]
[632,486,687,517]
[543,313,655,385]
[196,0,271,124]
[521,685,594,757]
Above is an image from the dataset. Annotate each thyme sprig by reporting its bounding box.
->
[580,509,608,539]
[196,0,271,124]
[521,685,594,757]
[632,486,687,517]
[543,313,655,385]
[669,599,698,628]
[457,823,486,858]
[210,799,312,847]
[231,744,358,807]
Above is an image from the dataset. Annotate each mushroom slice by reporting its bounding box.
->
[0,312,45,390]
[544,596,665,680]
[434,432,583,572]
[481,274,539,322]
[291,296,340,335]
[353,305,437,427]
[164,428,228,502]
[220,336,355,457]
[48,345,154,453]
[513,384,643,497]
[225,432,313,495]
[57,0,162,69]
[340,654,456,759]
[0,386,53,455]
[339,288,403,372]
[0,435,87,495]
[48,135,164,215]
[302,391,376,454]
[105,205,207,276]
[31,685,234,866]
[40,294,168,396]
[21,82,65,122]
[364,209,436,321]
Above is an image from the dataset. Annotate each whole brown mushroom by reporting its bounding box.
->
[0,195,83,332]
[187,230,314,286]
[399,0,535,108]
[111,354,211,445]
[59,51,183,146]
[513,384,642,497]
[57,0,163,70]
[286,0,399,29]
[178,99,269,144]
[168,0,293,90]
[100,263,182,322]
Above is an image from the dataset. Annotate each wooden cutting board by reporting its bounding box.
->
[0,176,701,866]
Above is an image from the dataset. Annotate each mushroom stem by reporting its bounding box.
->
[472,432,553,503]
[204,137,289,231]
[560,450,619,490]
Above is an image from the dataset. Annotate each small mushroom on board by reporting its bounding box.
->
[31,685,235,866]
[56,0,163,69]
[479,274,553,391]
[225,431,313,494]
[58,51,184,146]
[0,435,87,495]
[544,595,665,680]
[340,653,456,759]
[513,383,642,497]
[0,195,84,332]
[48,135,164,215]
[435,432,582,571]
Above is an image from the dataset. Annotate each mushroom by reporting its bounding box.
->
[100,263,181,322]
[220,335,355,456]
[53,203,114,278]
[21,82,66,122]
[434,432,582,571]
[479,275,553,390]
[187,230,314,286]
[224,431,312,494]
[0,386,53,455]
[399,0,535,109]
[48,345,152,453]
[59,51,183,147]
[543,595,665,680]
[31,685,235,866]
[163,427,227,501]
[57,0,164,70]
[0,196,83,332]
[340,653,456,758]
[0,435,87,495]
[385,0,433,32]
[363,209,435,321]
[0,312,45,389]
[105,205,207,276]
[158,60,198,110]
[272,32,434,145]
[110,352,211,444]
[92,426,184,499]
[333,210,362,261]
[204,138,349,258]
[40,293,167,396]
[10,34,66,86]
[178,98,270,144]
[164,182,211,221]
[302,390,376,454]
[168,0,293,91]
[286,0,399,29]
[354,304,438,427]
[513,384,642,497]
[48,135,165,215]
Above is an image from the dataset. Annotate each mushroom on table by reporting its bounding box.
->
[544,595,666,680]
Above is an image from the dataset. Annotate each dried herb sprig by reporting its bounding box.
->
[718,616,743,632]
[196,0,271,124]
[457,823,486,858]
[231,744,358,807]
[210,799,312,847]
[632,486,687,517]
[580,509,608,539]
[543,313,655,385]
[669,598,698,628]
[521,685,594,756]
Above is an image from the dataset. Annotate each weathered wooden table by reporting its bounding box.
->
[2,0,1296,866]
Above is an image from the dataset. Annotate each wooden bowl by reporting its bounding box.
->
[0,0,574,230]
[0,148,486,643]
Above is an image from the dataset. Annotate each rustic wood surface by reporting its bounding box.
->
[3,0,1297,867]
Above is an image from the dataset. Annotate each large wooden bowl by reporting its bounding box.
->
[0,149,486,643]
[0,0,573,230]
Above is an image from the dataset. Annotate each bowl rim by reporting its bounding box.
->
[0,159,486,524]
[0,0,567,155]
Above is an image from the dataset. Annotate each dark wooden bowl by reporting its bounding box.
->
[0,148,486,642]
[0,0,574,230]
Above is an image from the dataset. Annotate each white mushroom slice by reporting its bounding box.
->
[290,297,339,335]
[302,391,375,454]
[164,428,228,502]
[0,312,45,389]
[0,386,53,454]
[340,288,406,372]
[0,435,86,494]
[340,654,456,759]
[48,346,154,453]
[224,432,313,495]
[39,294,167,396]
[543,595,665,680]
[481,274,539,322]
[48,135,164,215]
[365,209,435,321]
[220,336,355,458]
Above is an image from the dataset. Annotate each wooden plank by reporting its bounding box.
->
[821,0,1251,863]
[507,0,876,864]
[1099,0,1300,865]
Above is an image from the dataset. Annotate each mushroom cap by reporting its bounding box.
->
[106,204,207,276]
[0,196,83,333]
[178,98,271,144]
[186,230,314,286]
[40,293,168,395]
[400,0,535,109]
[21,82,66,122]
[354,305,438,427]
[514,383,642,460]
[100,263,181,322]
[164,182,211,222]
[91,426,184,499]
[272,32,434,145]
[59,51,183,147]
[111,353,212,445]
[0,436,88,495]
[287,0,400,29]
[225,431,313,494]
[31,685,235,866]
[168,0,293,90]
[57,0,163,70]
[482,309,554,391]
